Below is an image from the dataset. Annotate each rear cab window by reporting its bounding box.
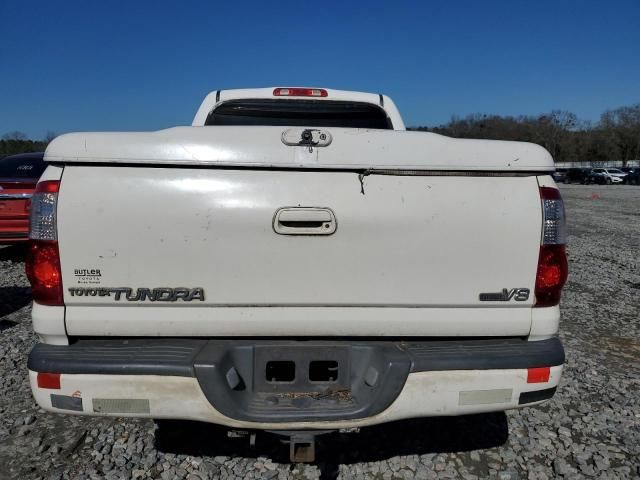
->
[205,99,393,129]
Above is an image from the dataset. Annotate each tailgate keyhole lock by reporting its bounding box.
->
[301,130,313,142]
[300,129,317,153]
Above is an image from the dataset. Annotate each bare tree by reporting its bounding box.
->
[2,131,28,141]
[44,131,58,144]
[600,105,640,165]
[410,104,640,164]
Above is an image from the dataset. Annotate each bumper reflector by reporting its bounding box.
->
[92,398,150,414]
[37,372,61,389]
[527,367,550,383]
[519,387,557,405]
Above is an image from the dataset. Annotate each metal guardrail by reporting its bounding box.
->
[555,160,640,168]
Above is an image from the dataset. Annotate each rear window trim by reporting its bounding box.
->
[205,99,393,130]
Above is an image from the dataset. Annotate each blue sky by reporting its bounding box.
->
[1,0,638,138]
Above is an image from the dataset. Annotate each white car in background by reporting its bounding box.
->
[587,168,627,184]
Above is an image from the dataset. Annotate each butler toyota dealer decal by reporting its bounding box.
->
[74,268,102,285]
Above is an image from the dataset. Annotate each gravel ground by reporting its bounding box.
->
[0,184,639,479]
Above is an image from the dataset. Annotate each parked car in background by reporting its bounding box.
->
[564,167,590,184]
[0,152,46,243]
[586,168,627,185]
[552,168,567,183]
[623,169,640,185]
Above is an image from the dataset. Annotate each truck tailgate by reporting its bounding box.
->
[57,166,541,337]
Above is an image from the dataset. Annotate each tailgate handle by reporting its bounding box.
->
[274,207,337,235]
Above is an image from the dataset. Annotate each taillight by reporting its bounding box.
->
[535,186,568,307]
[26,180,63,306]
[29,180,59,240]
[273,87,328,97]
[527,367,551,383]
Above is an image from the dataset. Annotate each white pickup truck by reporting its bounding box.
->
[26,87,567,461]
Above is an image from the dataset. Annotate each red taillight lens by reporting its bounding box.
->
[26,240,63,305]
[35,180,61,194]
[535,244,568,307]
[27,179,63,305]
[535,186,568,307]
[527,367,550,383]
[273,87,328,97]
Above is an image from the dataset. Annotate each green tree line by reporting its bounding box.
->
[0,131,50,159]
[412,104,640,164]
